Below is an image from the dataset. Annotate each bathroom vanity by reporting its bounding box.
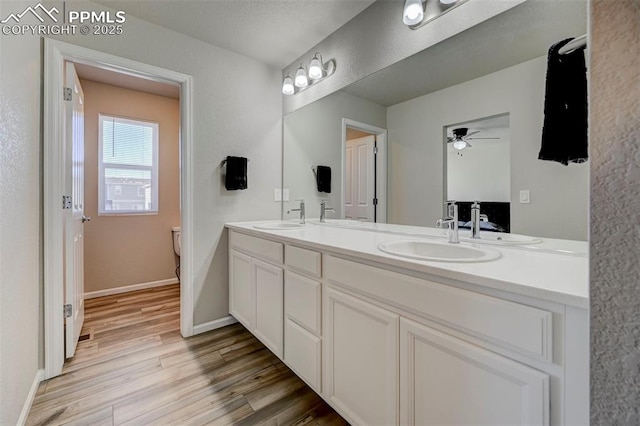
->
[226,221,588,426]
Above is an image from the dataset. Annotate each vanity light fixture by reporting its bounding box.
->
[282,76,295,95]
[294,65,309,88]
[403,0,466,30]
[403,0,424,26]
[282,53,336,95]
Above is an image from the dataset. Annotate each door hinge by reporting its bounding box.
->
[373,146,378,155]
[64,87,73,101]
[62,195,72,209]
[64,304,72,318]
[373,198,378,206]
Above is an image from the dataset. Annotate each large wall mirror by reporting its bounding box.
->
[283,0,588,241]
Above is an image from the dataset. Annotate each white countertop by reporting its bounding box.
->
[226,220,589,309]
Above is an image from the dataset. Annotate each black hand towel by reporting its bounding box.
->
[224,156,247,190]
[538,38,588,166]
[316,165,331,193]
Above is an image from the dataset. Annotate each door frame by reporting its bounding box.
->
[341,118,387,223]
[43,38,195,379]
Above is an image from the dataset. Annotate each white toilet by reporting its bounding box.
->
[172,227,181,257]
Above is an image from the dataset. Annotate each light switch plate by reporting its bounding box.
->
[519,190,531,204]
[274,188,282,202]
[283,189,290,202]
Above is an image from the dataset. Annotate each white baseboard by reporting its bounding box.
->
[17,369,43,426]
[193,315,238,335]
[84,278,179,299]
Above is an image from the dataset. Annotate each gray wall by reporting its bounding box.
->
[283,0,525,114]
[284,91,386,218]
[387,56,588,240]
[50,1,283,327]
[0,1,282,421]
[590,0,640,423]
[0,1,42,423]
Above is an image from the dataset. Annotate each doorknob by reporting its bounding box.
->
[82,215,91,223]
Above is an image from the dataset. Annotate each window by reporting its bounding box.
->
[98,115,159,215]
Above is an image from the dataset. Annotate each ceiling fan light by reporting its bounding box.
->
[282,76,295,95]
[453,140,467,150]
[403,0,424,26]
[308,55,324,80]
[294,66,308,88]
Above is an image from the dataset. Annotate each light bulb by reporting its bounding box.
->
[294,66,308,88]
[453,140,467,150]
[282,76,294,95]
[308,56,323,80]
[403,0,424,26]
[440,0,458,4]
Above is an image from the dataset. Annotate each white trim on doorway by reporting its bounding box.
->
[83,278,180,300]
[341,118,388,223]
[43,38,195,380]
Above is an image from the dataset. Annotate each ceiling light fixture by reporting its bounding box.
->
[403,0,467,30]
[282,53,336,95]
[453,139,468,150]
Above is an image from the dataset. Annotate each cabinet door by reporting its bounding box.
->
[324,286,399,426]
[229,249,253,329]
[400,318,549,426]
[253,258,284,358]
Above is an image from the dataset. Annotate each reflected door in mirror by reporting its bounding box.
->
[345,135,375,221]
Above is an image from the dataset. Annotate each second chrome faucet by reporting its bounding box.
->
[436,201,460,243]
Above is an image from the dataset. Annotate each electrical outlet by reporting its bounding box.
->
[519,190,531,204]
[274,188,282,202]
[283,189,290,202]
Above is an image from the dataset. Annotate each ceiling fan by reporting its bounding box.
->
[447,127,499,150]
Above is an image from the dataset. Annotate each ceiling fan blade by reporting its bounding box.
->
[467,137,500,140]
[467,142,473,148]
[466,130,481,137]
[446,137,454,142]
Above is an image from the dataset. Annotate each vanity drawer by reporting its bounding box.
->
[285,245,322,277]
[285,271,321,335]
[229,231,283,265]
[284,318,321,392]
[325,255,553,363]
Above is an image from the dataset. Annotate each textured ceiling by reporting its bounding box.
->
[343,0,587,107]
[94,0,375,68]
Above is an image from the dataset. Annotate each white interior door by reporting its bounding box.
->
[64,62,86,358]
[344,135,375,221]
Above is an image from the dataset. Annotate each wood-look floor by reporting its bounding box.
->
[27,284,347,426]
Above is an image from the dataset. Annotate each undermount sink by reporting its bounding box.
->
[253,222,312,230]
[378,240,501,263]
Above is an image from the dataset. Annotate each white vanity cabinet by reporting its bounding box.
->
[323,286,399,426]
[229,231,284,358]
[284,245,323,391]
[227,227,588,426]
[400,317,549,425]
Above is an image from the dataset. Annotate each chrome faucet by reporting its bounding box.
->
[471,201,481,239]
[320,200,335,223]
[436,201,460,243]
[287,200,306,224]
[471,200,489,239]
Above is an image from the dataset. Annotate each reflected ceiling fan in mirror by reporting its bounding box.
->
[447,128,499,151]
